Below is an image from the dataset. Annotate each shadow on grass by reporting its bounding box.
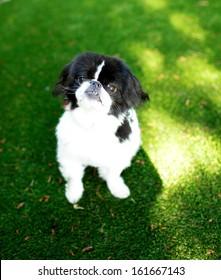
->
[0,148,163,260]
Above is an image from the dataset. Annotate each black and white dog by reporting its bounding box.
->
[53,52,149,203]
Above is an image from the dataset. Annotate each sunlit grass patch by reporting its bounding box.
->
[144,0,168,11]
[129,44,165,80]
[176,54,221,88]
[170,13,206,42]
[140,107,221,186]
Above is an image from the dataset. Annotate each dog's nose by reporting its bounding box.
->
[89,80,102,89]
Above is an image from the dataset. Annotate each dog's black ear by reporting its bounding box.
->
[123,70,149,108]
[52,63,73,97]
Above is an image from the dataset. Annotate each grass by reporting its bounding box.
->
[0,0,221,260]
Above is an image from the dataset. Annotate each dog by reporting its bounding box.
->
[53,52,149,204]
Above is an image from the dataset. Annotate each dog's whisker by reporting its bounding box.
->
[111,100,122,113]
[58,85,76,95]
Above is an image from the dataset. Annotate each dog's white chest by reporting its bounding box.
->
[56,108,140,168]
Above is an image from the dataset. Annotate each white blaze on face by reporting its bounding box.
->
[94,61,105,80]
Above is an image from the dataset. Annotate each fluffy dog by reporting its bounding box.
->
[53,52,149,203]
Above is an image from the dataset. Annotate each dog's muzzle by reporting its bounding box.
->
[85,80,102,102]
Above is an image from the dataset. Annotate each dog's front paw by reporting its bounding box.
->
[112,185,130,199]
[108,179,131,199]
[65,182,84,204]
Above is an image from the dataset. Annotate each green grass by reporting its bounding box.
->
[0,0,221,260]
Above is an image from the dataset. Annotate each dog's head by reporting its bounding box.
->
[53,52,149,116]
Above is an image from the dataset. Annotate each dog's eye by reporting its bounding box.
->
[77,77,86,84]
[107,84,118,93]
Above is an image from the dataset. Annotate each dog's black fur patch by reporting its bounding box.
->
[115,118,132,143]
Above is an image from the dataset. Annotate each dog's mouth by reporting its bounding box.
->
[85,89,103,103]
[84,80,104,105]
[76,80,112,112]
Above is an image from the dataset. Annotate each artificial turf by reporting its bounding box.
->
[0,0,221,260]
